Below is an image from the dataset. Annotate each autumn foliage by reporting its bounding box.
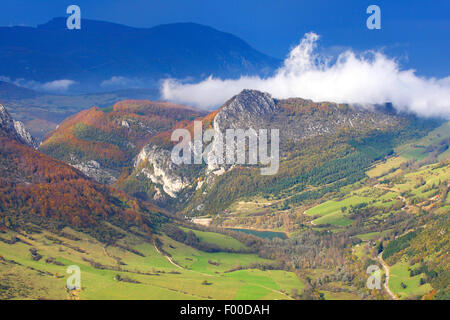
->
[40,100,205,169]
[0,132,166,241]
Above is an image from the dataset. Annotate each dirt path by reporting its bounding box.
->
[153,244,183,269]
[153,244,217,277]
[378,252,398,300]
[302,210,317,226]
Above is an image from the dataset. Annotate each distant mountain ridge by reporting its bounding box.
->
[0,18,280,91]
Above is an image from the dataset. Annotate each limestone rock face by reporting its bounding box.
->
[135,144,189,198]
[212,89,400,143]
[13,120,39,149]
[70,158,118,185]
[0,104,38,149]
[214,89,279,131]
[206,90,278,173]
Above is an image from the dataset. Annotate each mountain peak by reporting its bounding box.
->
[0,103,15,131]
[220,89,279,117]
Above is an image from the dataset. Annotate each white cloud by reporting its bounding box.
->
[40,79,76,92]
[161,32,450,118]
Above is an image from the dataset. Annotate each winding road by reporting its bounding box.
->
[378,252,398,300]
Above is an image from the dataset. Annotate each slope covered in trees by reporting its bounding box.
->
[0,122,167,242]
[40,100,205,182]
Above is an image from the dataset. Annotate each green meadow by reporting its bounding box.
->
[305,196,366,227]
[179,227,249,251]
[388,261,433,299]
[0,227,304,300]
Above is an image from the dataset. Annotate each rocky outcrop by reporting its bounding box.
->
[0,104,38,149]
[13,120,39,149]
[134,145,189,198]
[206,90,279,173]
[70,158,118,184]
[212,90,400,142]
[215,89,279,130]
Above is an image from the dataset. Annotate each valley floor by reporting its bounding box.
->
[0,227,303,300]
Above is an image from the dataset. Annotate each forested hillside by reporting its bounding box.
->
[40,100,205,183]
[0,105,167,242]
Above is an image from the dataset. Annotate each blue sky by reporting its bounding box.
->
[1,0,449,77]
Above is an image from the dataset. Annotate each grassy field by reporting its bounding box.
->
[224,269,304,299]
[388,261,433,299]
[0,227,303,300]
[179,227,249,251]
[350,241,435,300]
[305,155,448,229]
[391,164,449,205]
[306,195,374,227]
[367,157,407,178]
[355,229,392,241]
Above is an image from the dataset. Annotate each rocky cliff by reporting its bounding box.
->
[0,104,38,149]
[134,144,190,198]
